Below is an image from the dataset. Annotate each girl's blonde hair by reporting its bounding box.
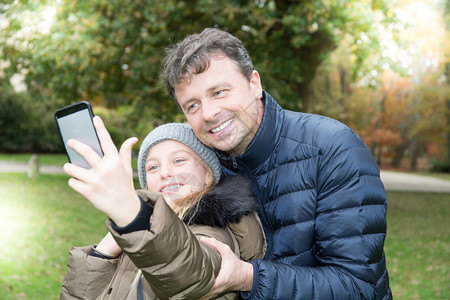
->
[169,165,216,223]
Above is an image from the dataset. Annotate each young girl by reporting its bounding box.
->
[60,123,266,299]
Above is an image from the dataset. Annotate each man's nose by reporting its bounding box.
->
[201,100,220,121]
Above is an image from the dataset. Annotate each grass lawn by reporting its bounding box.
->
[0,173,107,300]
[384,191,449,299]
[0,173,448,299]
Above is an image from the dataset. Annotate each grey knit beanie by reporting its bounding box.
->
[138,123,221,189]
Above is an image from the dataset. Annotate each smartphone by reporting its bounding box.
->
[55,101,103,169]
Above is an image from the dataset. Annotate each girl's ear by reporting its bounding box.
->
[205,170,214,186]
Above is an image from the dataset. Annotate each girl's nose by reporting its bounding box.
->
[159,164,174,179]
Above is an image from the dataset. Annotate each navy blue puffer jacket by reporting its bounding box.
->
[218,91,391,299]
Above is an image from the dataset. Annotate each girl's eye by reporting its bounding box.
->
[147,165,158,172]
[174,158,186,164]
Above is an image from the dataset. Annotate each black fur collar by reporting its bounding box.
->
[182,175,258,228]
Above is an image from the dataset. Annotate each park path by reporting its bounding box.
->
[0,160,449,193]
[0,160,64,174]
[379,170,450,193]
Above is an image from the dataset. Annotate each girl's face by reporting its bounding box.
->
[145,140,213,204]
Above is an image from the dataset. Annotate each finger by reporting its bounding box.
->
[67,139,102,167]
[63,162,94,183]
[119,137,138,175]
[93,116,117,156]
[67,176,101,209]
[67,176,90,199]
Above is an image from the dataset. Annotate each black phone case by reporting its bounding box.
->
[54,101,103,166]
[55,101,94,119]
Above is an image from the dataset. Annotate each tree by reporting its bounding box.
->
[1,0,393,120]
[308,0,449,171]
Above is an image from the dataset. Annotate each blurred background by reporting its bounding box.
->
[0,0,449,299]
[0,0,448,172]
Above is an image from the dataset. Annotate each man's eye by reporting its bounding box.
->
[187,103,198,112]
[214,90,223,96]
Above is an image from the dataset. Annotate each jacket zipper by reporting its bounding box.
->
[232,157,238,169]
[231,156,273,259]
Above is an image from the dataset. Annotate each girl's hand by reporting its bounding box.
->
[63,116,140,227]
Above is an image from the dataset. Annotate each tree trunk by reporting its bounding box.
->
[392,140,409,168]
[446,63,450,165]
[409,140,417,170]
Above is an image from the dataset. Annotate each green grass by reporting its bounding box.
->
[0,173,448,299]
[384,191,449,299]
[0,173,107,300]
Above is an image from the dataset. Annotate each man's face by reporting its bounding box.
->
[174,55,264,156]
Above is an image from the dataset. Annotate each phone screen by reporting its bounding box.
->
[55,103,103,169]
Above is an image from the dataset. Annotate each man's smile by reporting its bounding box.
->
[210,118,235,134]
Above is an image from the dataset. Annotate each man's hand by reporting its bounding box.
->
[63,116,140,227]
[200,237,254,299]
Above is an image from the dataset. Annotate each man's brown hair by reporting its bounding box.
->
[162,28,254,107]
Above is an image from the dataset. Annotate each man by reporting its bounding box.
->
[162,28,392,299]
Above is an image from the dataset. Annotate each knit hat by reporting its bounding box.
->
[138,123,221,189]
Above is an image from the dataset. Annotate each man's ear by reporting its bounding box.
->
[250,70,263,99]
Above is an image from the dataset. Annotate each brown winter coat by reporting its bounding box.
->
[60,175,266,299]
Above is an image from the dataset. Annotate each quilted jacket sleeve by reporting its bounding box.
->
[60,245,119,299]
[246,128,389,299]
[107,190,236,300]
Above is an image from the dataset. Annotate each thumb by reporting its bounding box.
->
[200,237,228,255]
[119,137,138,174]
